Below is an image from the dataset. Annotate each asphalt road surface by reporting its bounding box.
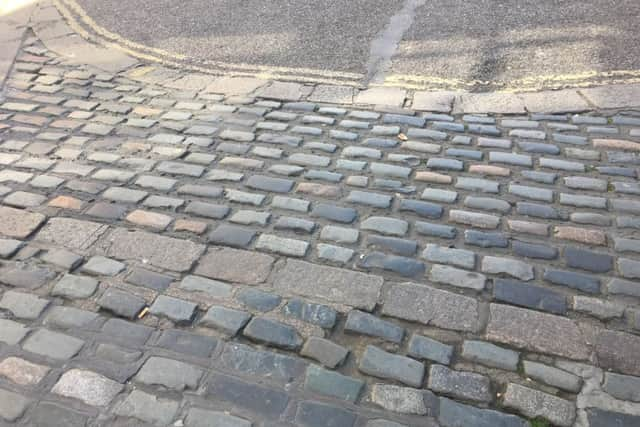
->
[70,0,640,90]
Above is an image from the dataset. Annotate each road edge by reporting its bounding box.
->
[21,0,640,114]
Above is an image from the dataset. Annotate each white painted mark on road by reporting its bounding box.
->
[366,0,426,85]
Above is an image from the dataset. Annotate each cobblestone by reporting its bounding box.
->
[3,40,640,427]
[359,345,425,387]
[428,364,492,403]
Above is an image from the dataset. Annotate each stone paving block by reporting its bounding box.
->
[179,275,233,297]
[603,372,640,403]
[301,337,349,369]
[486,303,589,360]
[408,334,453,365]
[0,238,23,258]
[481,256,534,281]
[382,282,480,332]
[430,265,486,290]
[359,345,424,387]
[461,340,519,371]
[0,319,29,345]
[52,368,123,406]
[220,342,306,385]
[23,329,84,360]
[195,247,274,284]
[296,400,357,427]
[36,217,108,250]
[595,329,640,376]
[95,228,205,272]
[0,206,46,238]
[135,356,203,390]
[0,356,50,386]
[360,251,426,277]
[154,329,218,358]
[98,287,146,319]
[0,290,50,319]
[345,310,404,343]
[28,402,88,427]
[201,306,251,336]
[43,306,100,329]
[428,364,492,403]
[126,268,173,292]
[149,295,197,324]
[274,259,383,311]
[438,397,529,427]
[101,318,153,347]
[243,317,303,350]
[40,248,83,269]
[0,388,30,422]
[370,384,437,416]
[52,274,98,299]
[256,234,309,257]
[523,360,582,393]
[116,389,180,425]
[494,278,567,314]
[82,256,125,276]
[282,298,337,328]
[304,364,364,402]
[206,373,289,419]
[503,383,575,427]
[356,87,406,106]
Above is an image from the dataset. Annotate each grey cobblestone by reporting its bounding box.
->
[3,43,640,426]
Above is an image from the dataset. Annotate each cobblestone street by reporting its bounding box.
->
[1,3,640,427]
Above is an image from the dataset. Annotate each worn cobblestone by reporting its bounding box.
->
[2,38,640,427]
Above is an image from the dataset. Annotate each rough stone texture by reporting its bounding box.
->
[486,304,589,360]
[0,206,46,238]
[52,369,124,406]
[304,364,364,402]
[195,247,274,284]
[503,383,575,427]
[461,340,519,371]
[115,390,180,425]
[0,319,29,345]
[370,384,435,415]
[438,397,529,427]
[359,345,425,387]
[595,330,640,376]
[95,228,205,272]
[22,329,85,360]
[523,361,582,393]
[0,357,50,385]
[428,365,492,403]
[274,259,383,311]
[0,388,30,422]
[301,337,349,368]
[243,317,303,350]
[382,282,480,332]
[135,357,203,390]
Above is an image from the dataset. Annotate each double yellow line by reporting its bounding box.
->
[55,0,640,92]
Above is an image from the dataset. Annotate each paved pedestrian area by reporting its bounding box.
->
[0,31,640,427]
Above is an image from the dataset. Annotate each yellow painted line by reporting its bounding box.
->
[59,0,364,82]
[382,70,640,92]
[56,0,640,92]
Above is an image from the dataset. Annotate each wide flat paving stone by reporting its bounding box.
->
[93,227,205,272]
[195,247,275,285]
[36,217,109,250]
[273,259,383,311]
